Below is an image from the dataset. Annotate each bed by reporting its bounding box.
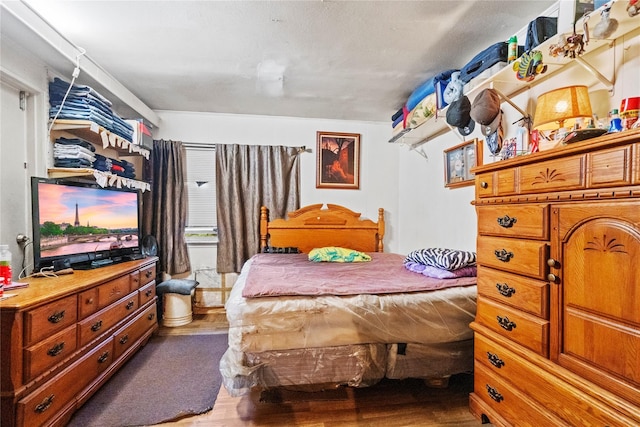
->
[220,204,477,396]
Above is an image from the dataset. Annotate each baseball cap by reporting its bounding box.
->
[445,96,475,136]
[470,88,502,136]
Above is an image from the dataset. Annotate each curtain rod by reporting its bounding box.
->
[181,142,309,153]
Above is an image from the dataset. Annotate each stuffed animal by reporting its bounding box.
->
[513,51,548,82]
[443,71,463,105]
[549,33,585,59]
[628,0,639,17]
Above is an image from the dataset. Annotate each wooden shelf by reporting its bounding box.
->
[391,0,637,148]
[47,167,151,191]
[50,119,150,159]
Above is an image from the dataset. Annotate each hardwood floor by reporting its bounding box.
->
[155,313,487,427]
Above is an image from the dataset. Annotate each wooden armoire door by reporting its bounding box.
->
[550,201,640,408]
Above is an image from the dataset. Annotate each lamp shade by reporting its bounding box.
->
[533,85,593,130]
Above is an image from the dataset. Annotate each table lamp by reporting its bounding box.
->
[533,85,593,140]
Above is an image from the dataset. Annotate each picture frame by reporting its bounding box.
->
[443,138,482,189]
[316,131,360,189]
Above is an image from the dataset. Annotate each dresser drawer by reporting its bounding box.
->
[23,325,77,383]
[588,144,632,187]
[78,287,99,319]
[472,362,569,427]
[113,303,157,359]
[477,236,549,280]
[477,205,549,240]
[96,275,133,310]
[78,292,139,347]
[519,154,585,194]
[24,296,78,346]
[140,263,157,287]
[476,296,549,356]
[477,266,549,318]
[139,281,156,306]
[16,338,113,427]
[130,270,141,290]
[474,333,639,427]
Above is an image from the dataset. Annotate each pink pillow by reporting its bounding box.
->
[404,261,476,279]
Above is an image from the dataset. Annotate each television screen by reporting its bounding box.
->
[31,177,142,271]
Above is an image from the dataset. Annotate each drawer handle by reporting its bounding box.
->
[495,283,516,297]
[548,273,559,283]
[148,313,155,321]
[496,215,517,228]
[146,270,153,278]
[145,289,153,297]
[48,310,65,324]
[91,320,103,332]
[86,297,94,305]
[34,394,55,413]
[98,351,110,364]
[47,342,65,357]
[480,181,488,189]
[126,300,135,310]
[487,352,505,368]
[119,334,129,345]
[486,385,503,403]
[494,249,514,262]
[497,315,516,331]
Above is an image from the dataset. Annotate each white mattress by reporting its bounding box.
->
[226,257,477,353]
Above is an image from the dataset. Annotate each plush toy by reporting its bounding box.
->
[513,51,548,82]
[549,32,585,59]
[628,0,639,17]
[443,71,463,105]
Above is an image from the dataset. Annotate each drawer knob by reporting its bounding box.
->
[98,351,110,364]
[145,289,153,297]
[547,258,559,268]
[480,181,489,189]
[485,385,504,403]
[148,313,156,321]
[494,249,514,262]
[497,215,517,228]
[497,315,516,331]
[34,394,55,413]
[126,300,135,310]
[487,352,505,368]
[146,270,153,278]
[119,334,129,345]
[548,273,559,283]
[86,297,94,305]
[48,310,65,324]
[91,320,103,332]
[47,342,65,357]
[495,283,516,297]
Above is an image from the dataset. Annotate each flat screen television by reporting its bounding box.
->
[31,177,144,271]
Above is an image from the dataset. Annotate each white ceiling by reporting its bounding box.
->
[12,0,556,123]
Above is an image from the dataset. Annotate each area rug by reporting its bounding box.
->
[67,333,228,427]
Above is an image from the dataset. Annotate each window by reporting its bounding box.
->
[184,145,217,242]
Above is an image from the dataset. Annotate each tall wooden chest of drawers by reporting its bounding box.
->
[0,257,158,427]
[469,129,640,426]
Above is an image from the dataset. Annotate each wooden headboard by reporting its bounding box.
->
[260,204,385,253]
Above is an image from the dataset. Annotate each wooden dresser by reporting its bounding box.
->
[469,129,640,426]
[0,257,158,427]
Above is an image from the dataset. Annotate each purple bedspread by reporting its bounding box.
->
[242,253,476,298]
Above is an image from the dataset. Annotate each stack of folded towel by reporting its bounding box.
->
[403,247,477,279]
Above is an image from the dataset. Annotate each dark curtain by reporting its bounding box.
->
[215,144,300,273]
[142,139,191,276]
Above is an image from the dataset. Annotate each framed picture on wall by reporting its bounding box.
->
[316,131,360,189]
[444,138,481,189]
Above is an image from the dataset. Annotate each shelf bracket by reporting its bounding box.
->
[491,87,530,121]
[574,56,614,92]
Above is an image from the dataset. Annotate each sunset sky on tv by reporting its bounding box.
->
[38,183,138,230]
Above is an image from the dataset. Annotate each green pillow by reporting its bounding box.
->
[308,247,372,263]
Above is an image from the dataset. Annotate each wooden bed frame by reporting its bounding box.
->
[260,204,385,254]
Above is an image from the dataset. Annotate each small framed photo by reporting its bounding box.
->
[444,138,482,189]
[316,131,360,189]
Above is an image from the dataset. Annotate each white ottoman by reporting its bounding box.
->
[156,279,199,327]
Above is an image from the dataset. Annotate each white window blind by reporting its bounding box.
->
[184,145,216,229]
